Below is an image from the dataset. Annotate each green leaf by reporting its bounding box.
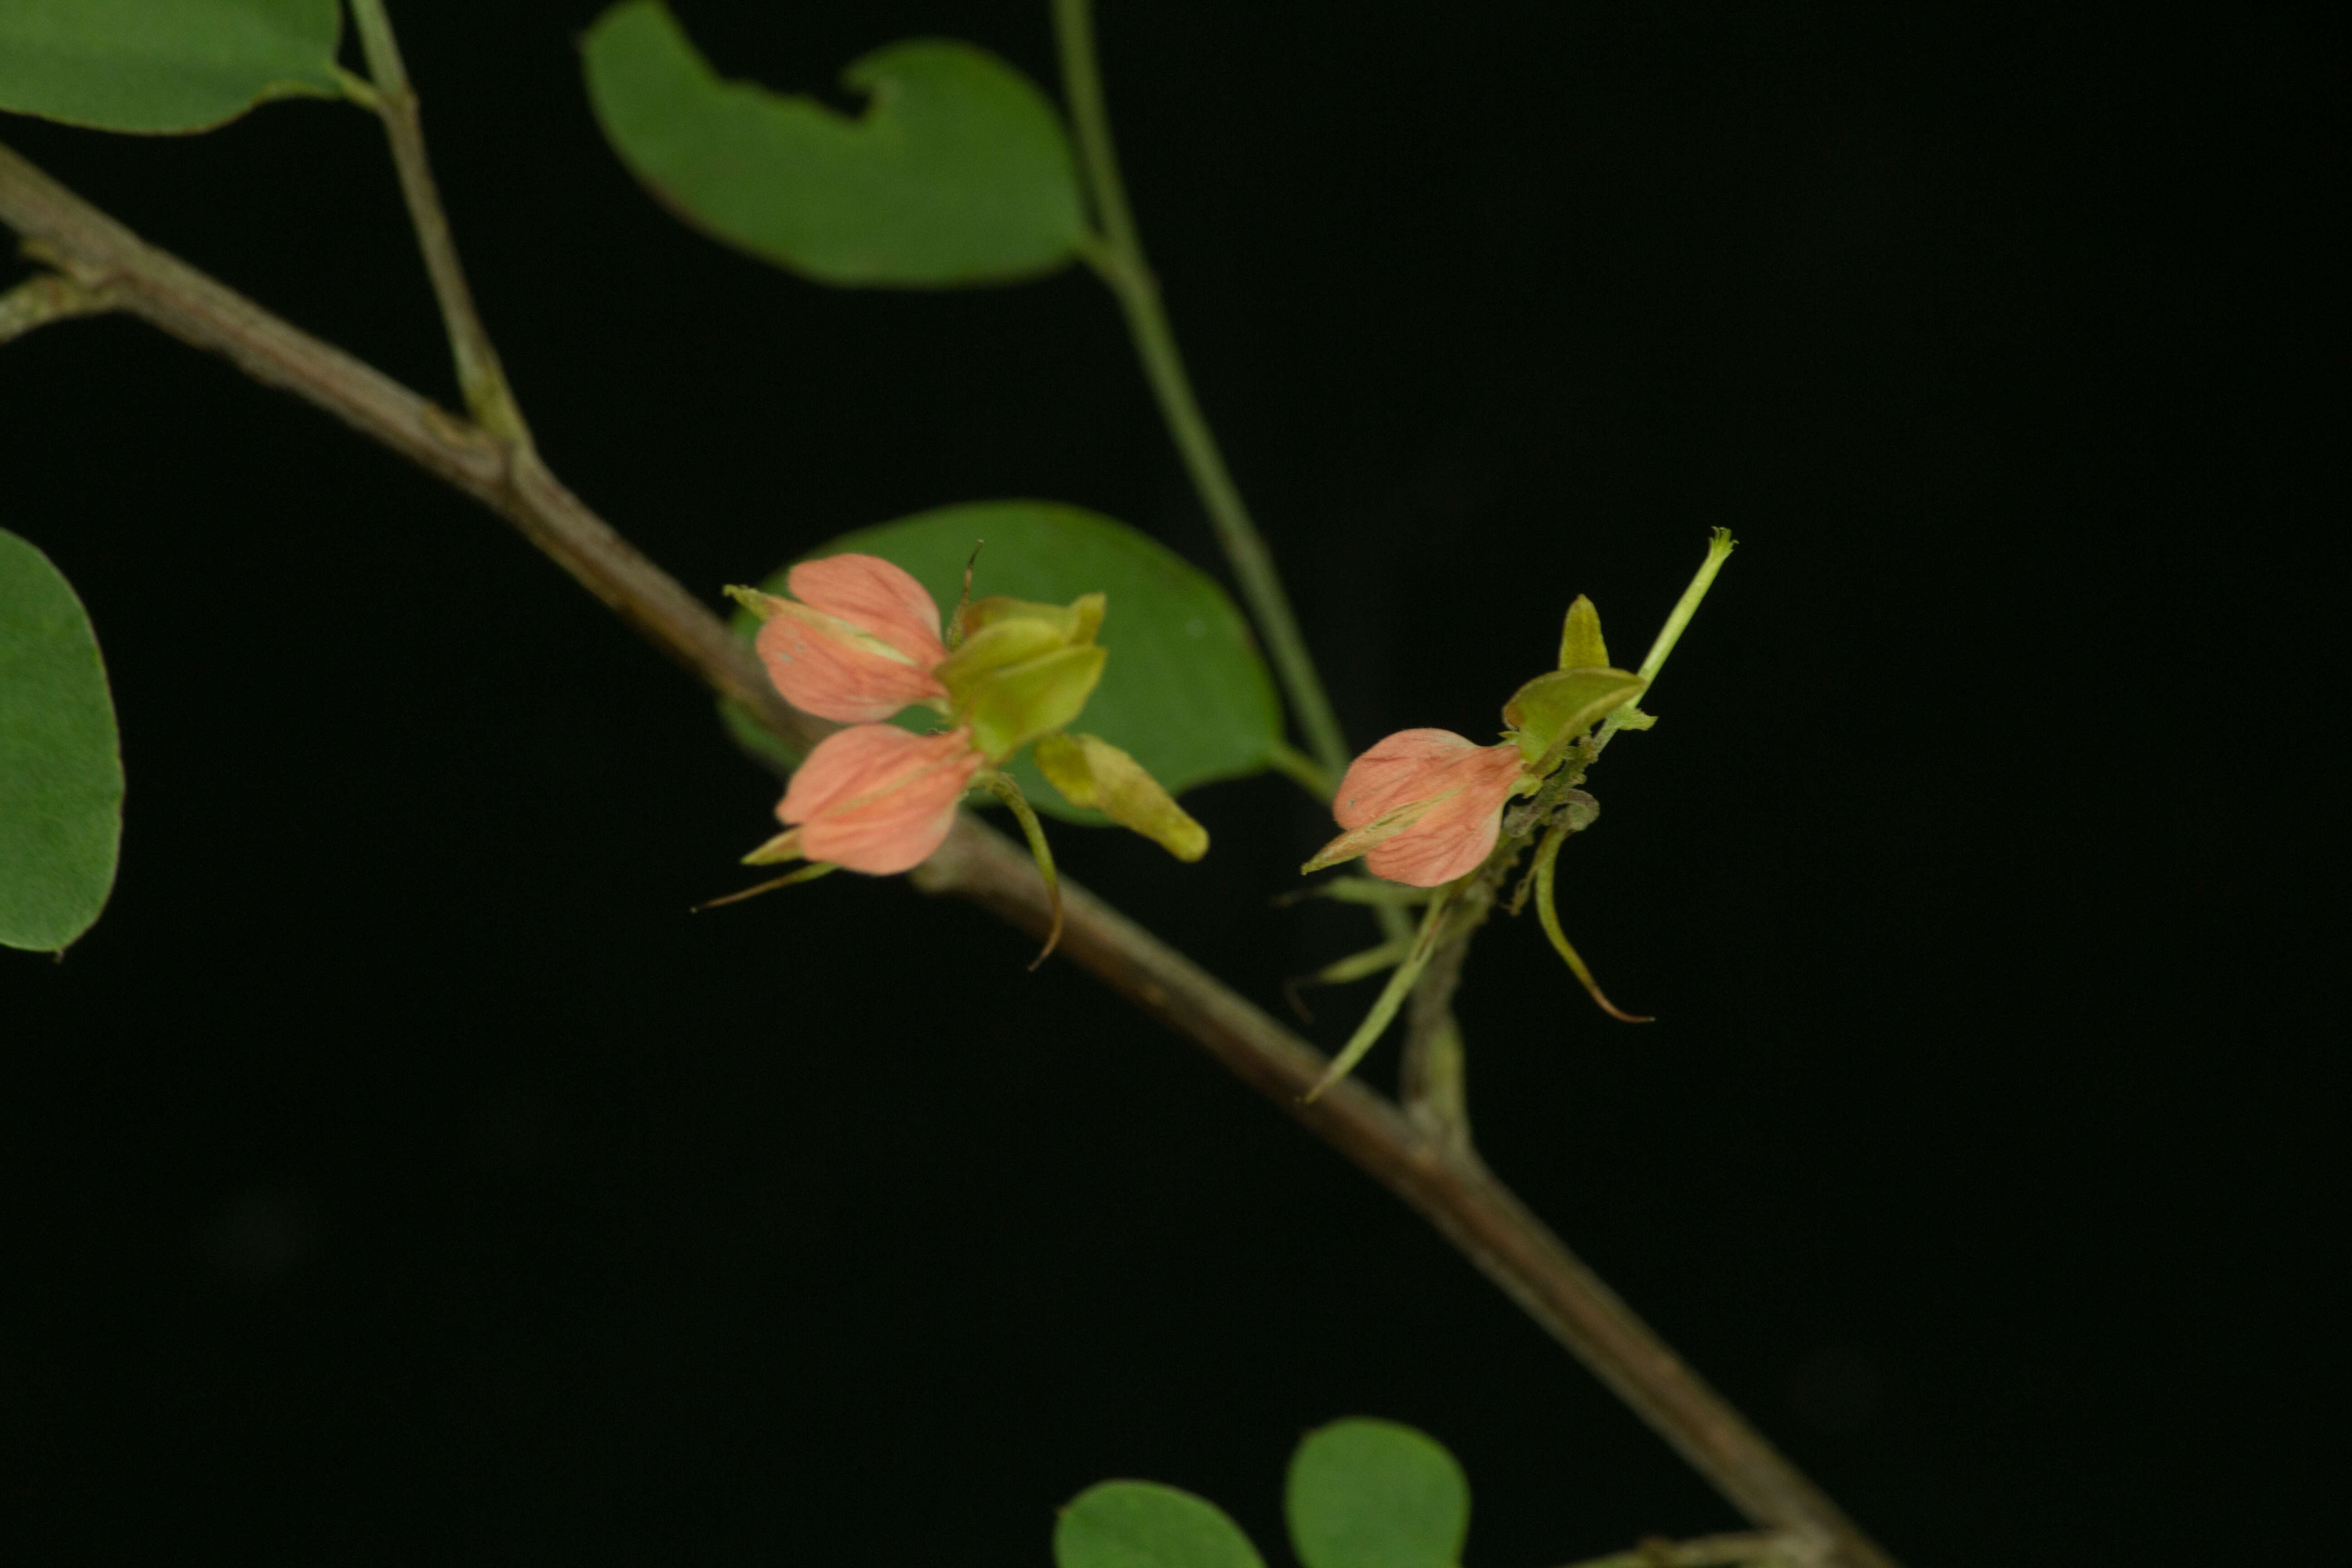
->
[1501,666,1646,753]
[0,0,340,134]
[1285,1418,1470,1568]
[0,530,123,953]
[724,502,1281,824]
[582,0,1086,287]
[1056,1481,1266,1568]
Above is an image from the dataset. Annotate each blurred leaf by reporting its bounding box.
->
[0,530,123,953]
[582,0,1085,286]
[0,0,339,133]
[1285,1418,1470,1568]
[725,502,1280,824]
[1056,1481,1266,1568]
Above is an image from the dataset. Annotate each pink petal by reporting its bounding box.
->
[756,603,950,724]
[788,554,948,666]
[780,725,983,875]
[1333,730,1523,888]
[1333,729,1488,828]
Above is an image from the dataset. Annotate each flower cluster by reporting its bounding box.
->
[1303,594,1646,889]
[727,553,1205,887]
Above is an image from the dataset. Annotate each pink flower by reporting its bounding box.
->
[766,723,985,875]
[748,554,950,723]
[1307,728,1525,887]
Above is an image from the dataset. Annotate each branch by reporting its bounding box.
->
[1551,1531,1813,1568]
[0,138,1897,1568]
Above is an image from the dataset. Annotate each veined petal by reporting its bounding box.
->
[756,601,950,723]
[1326,729,1524,888]
[788,554,948,666]
[779,724,983,875]
[1333,729,1488,827]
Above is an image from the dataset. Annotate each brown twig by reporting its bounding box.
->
[0,137,1897,1568]
[1552,1531,1814,1568]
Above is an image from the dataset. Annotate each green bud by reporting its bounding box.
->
[1502,666,1646,760]
[1558,593,1609,671]
[936,591,1109,713]
[961,645,1108,761]
[936,617,1071,701]
[1034,732,1209,861]
[958,591,1105,647]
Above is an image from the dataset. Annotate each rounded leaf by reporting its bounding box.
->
[583,1,1086,286]
[0,530,123,952]
[725,502,1281,823]
[1056,1481,1266,1568]
[1285,1418,1470,1568]
[0,0,340,134]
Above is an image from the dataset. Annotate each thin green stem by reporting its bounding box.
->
[1053,0,1353,785]
[1302,936,1412,987]
[695,861,838,910]
[1597,529,1735,748]
[1533,818,1649,1023]
[983,772,1065,968]
[1305,885,1452,1101]
[347,0,532,450]
[1266,739,1336,801]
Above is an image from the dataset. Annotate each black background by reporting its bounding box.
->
[1,1,2333,1563]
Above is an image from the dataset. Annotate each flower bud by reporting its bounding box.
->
[1303,728,1526,887]
[1034,732,1209,861]
[1557,593,1610,671]
[933,590,1110,762]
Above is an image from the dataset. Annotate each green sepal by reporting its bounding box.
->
[1557,593,1609,671]
[1501,666,1646,758]
[1035,731,1208,861]
[937,617,1068,697]
[937,590,1106,706]
[962,644,1106,761]
[958,590,1103,647]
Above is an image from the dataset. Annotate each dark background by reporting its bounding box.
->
[1,1,2332,1563]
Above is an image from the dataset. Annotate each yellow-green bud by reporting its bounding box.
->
[960,645,1108,761]
[1034,732,1209,861]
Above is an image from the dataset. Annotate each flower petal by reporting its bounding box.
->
[779,724,982,875]
[1327,729,1523,888]
[1333,729,1486,827]
[755,601,950,723]
[788,554,947,666]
